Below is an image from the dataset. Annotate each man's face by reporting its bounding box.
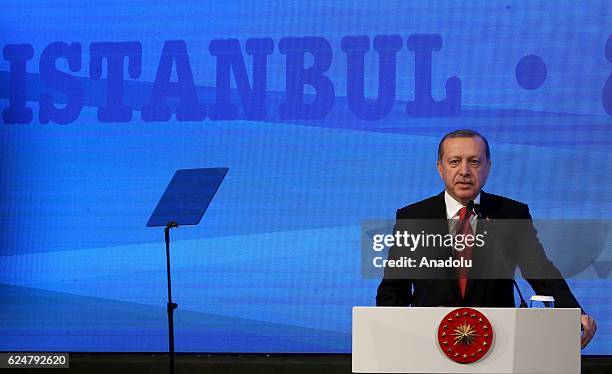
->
[437,136,491,205]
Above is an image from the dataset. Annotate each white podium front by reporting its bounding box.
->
[352,307,580,374]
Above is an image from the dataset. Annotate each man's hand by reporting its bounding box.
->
[581,314,597,349]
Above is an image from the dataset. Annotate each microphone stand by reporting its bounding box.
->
[472,204,528,308]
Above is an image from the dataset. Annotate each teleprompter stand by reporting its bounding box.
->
[147,168,229,374]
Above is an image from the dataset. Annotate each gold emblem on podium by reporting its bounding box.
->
[437,308,493,364]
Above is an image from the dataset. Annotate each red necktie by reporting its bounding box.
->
[456,207,473,298]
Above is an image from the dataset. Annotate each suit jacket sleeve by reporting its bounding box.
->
[375,209,414,306]
[514,204,583,310]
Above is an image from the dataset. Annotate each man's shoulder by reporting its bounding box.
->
[396,191,530,219]
[396,192,445,219]
[480,192,530,218]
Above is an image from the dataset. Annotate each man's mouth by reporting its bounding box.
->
[456,181,473,186]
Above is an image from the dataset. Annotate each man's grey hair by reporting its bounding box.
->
[437,129,491,161]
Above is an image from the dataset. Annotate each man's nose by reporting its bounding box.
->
[459,161,470,175]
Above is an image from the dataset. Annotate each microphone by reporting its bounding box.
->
[472,203,529,308]
[467,200,485,219]
[467,200,475,214]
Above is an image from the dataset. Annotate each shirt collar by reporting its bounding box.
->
[444,190,481,219]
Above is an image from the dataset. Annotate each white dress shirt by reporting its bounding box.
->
[444,190,479,233]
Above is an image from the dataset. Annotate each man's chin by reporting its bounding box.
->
[452,190,478,202]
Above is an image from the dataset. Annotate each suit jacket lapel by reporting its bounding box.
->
[431,191,448,220]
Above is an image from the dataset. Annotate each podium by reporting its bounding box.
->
[352,307,581,374]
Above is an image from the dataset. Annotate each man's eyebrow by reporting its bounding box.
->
[447,155,479,159]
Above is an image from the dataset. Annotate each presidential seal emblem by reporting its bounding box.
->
[437,307,493,364]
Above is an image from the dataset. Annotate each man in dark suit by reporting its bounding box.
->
[376,129,597,348]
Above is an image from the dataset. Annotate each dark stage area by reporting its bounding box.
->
[2,354,612,374]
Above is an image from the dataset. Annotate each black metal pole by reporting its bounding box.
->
[164,221,178,374]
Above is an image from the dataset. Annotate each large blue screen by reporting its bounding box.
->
[1,1,611,354]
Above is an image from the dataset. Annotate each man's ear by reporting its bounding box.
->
[436,160,443,178]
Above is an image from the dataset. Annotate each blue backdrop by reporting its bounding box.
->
[1,1,611,354]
